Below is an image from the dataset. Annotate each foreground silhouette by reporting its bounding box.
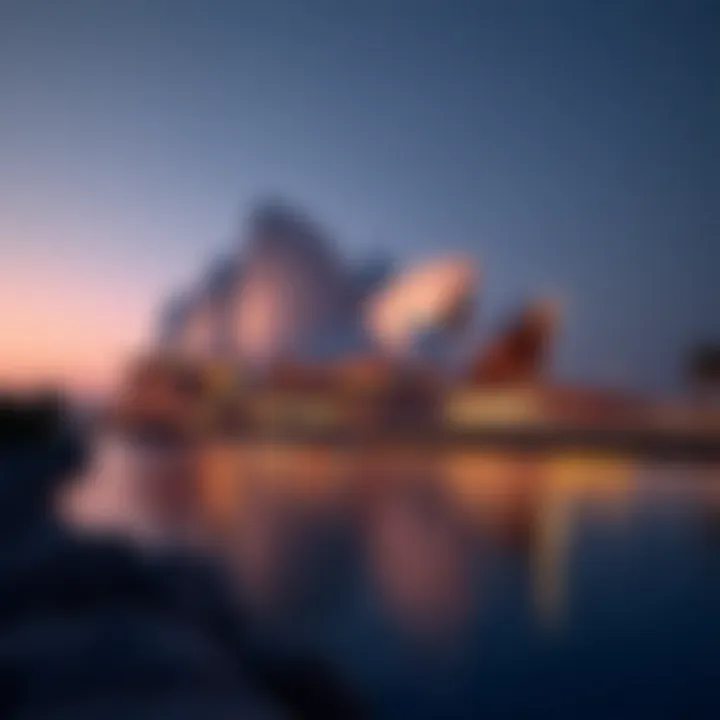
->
[0,433,364,719]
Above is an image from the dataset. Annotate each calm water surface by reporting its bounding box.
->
[69,440,720,719]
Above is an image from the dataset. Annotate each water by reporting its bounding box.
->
[67,440,720,718]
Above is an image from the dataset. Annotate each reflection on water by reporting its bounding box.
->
[66,440,720,718]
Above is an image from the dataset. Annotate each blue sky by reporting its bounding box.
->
[1,0,717,393]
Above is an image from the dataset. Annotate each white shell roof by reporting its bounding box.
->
[364,256,480,356]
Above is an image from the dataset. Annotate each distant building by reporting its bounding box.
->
[687,344,720,408]
[152,202,582,405]
[155,201,489,372]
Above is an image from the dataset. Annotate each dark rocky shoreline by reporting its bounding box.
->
[0,433,366,719]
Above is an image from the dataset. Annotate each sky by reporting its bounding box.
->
[1,0,718,396]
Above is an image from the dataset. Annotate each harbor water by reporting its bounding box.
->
[65,438,720,718]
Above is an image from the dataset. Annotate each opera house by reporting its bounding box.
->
[115,200,719,456]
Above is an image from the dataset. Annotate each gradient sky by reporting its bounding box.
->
[1,0,718,396]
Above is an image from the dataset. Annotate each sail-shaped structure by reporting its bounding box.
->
[364,256,480,363]
[228,200,346,364]
[471,298,561,385]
